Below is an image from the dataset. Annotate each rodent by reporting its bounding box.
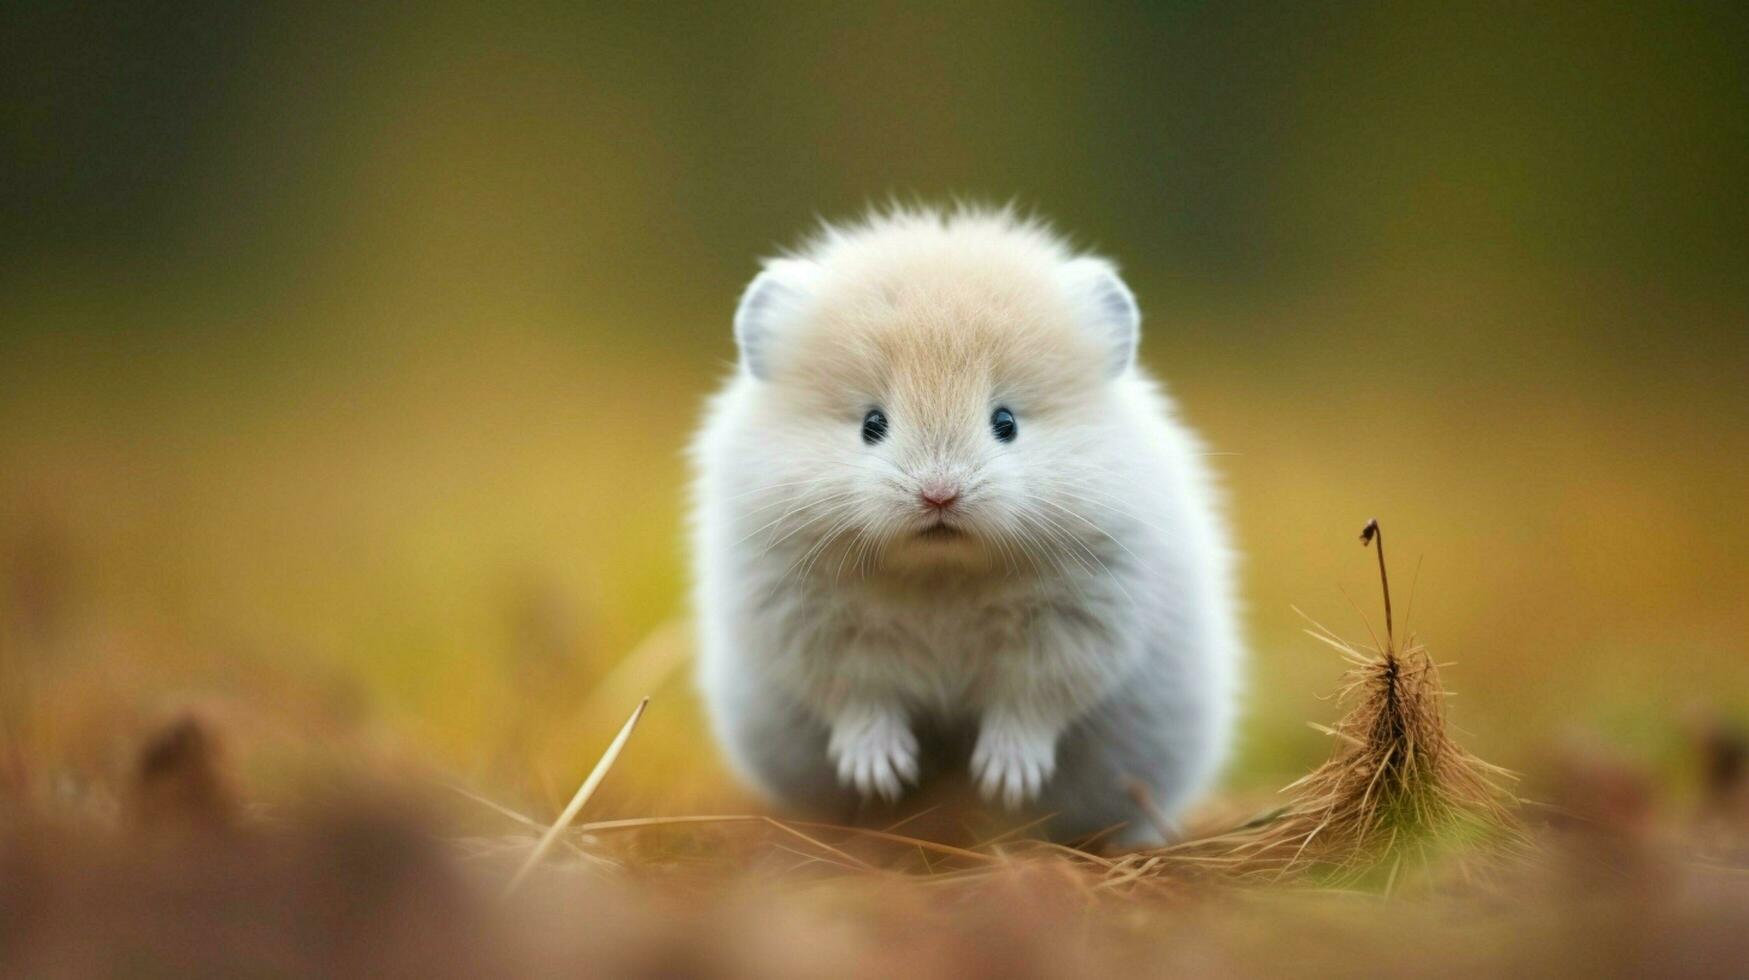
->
[690,206,1241,845]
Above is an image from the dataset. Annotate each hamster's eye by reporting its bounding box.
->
[861,408,889,445]
[990,407,1018,443]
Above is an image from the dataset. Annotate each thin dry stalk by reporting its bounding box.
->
[501,697,648,897]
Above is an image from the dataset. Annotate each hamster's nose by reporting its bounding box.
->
[919,481,961,511]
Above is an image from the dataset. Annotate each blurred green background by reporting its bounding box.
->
[3,2,1745,817]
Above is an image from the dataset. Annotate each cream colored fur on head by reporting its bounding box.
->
[692,206,1241,845]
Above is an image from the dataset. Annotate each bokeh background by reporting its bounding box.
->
[3,2,1745,821]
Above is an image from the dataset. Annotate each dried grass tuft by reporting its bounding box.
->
[1174,520,1525,886]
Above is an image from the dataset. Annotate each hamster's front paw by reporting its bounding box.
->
[971,717,1057,809]
[827,706,918,802]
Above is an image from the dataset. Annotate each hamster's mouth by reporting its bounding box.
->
[916,521,966,542]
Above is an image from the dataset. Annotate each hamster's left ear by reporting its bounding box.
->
[1060,257,1140,377]
[734,258,820,380]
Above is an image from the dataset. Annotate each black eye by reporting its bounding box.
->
[990,407,1017,443]
[861,408,889,445]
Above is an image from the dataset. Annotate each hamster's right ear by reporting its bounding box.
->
[734,259,819,380]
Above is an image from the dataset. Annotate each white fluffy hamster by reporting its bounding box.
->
[690,206,1242,845]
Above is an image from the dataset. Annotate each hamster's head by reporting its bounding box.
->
[725,209,1144,578]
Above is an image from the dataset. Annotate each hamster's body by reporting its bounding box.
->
[691,207,1241,845]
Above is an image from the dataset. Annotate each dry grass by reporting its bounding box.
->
[4,524,1747,977]
[1157,521,1526,887]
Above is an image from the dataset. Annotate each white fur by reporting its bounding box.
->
[691,206,1242,844]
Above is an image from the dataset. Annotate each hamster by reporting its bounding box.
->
[690,206,1241,845]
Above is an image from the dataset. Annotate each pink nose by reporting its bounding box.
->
[919,483,960,510]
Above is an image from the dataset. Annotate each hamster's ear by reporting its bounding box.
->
[734,259,819,380]
[1060,257,1140,377]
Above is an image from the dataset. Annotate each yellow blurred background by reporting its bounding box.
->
[3,2,1745,820]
